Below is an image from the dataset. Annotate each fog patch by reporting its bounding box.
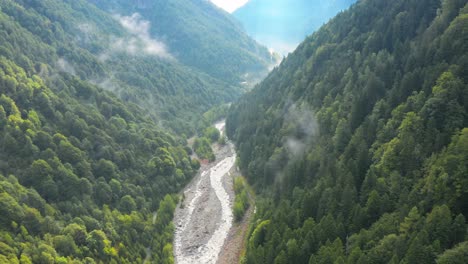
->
[256,35,300,56]
[77,23,95,36]
[111,13,173,59]
[283,102,318,157]
[56,58,76,75]
[90,76,118,92]
[285,137,305,157]
[271,102,318,185]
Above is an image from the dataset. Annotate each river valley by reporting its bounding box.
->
[173,121,240,264]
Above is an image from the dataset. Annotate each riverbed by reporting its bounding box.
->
[173,121,237,264]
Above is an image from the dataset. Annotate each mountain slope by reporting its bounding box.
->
[0,55,193,263]
[88,0,274,84]
[227,0,468,262]
[0,0,248,262]
[0,0,246,135]
[233,0,356,53]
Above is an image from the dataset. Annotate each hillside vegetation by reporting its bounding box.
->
[0,55,194,262]
[88,0,274,84]
[0,0,272,262]
[0,0,250,135]
[227,0,468,263]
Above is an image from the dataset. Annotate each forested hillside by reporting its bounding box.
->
[0,56,193,263]
[88,0,274,84]
[227,0,468,263]
[0,0,252,135]
[0,0,248,262]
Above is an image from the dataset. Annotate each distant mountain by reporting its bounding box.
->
[88,0,275,84]
[228,0,468,262]
[233,0,356,53]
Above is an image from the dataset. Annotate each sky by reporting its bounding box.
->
[210,0,249,13]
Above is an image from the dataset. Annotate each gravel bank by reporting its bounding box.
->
[174,121,237,264]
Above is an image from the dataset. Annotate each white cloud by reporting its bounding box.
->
[57,58,76,75]
[283,103,318,157]
[112,13,173,59]
[255,35,300,55]
[77,23,94,35]
[210,0,249,13]
[90,77,118,92]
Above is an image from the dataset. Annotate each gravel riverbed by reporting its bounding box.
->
[173,121,238,264]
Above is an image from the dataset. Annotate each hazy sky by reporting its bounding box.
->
[210,0,249,13]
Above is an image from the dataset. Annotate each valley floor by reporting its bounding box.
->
[174,121,245,264]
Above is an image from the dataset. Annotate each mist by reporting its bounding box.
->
[90,76,118,93]
[56,58,76,75]
[283,102,319,157]
[271,102,319,185]
[112,13,173,59]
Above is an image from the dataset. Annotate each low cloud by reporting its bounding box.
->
[111,13,173,59]
[283,102,318,157]
[90,77,118,92]
[57,58,76,75]
[271,102,319,185]
[77,23,94,36]
[257,35,300,56]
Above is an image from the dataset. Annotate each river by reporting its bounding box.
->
[173,120,237,264]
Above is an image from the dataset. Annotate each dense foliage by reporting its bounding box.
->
[233,177,251,222]
[0,0,266,262]
[199,104,230,131]
[88,0,274,84]
[0,0,246,135]
[227,0,468,263]
[193,137,215,162]
[203,126,221,143]
[0,54,196,262]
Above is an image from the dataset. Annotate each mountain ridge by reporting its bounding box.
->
[227,0,468,262]
[0,0,272,135]
[88,0,275,84]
